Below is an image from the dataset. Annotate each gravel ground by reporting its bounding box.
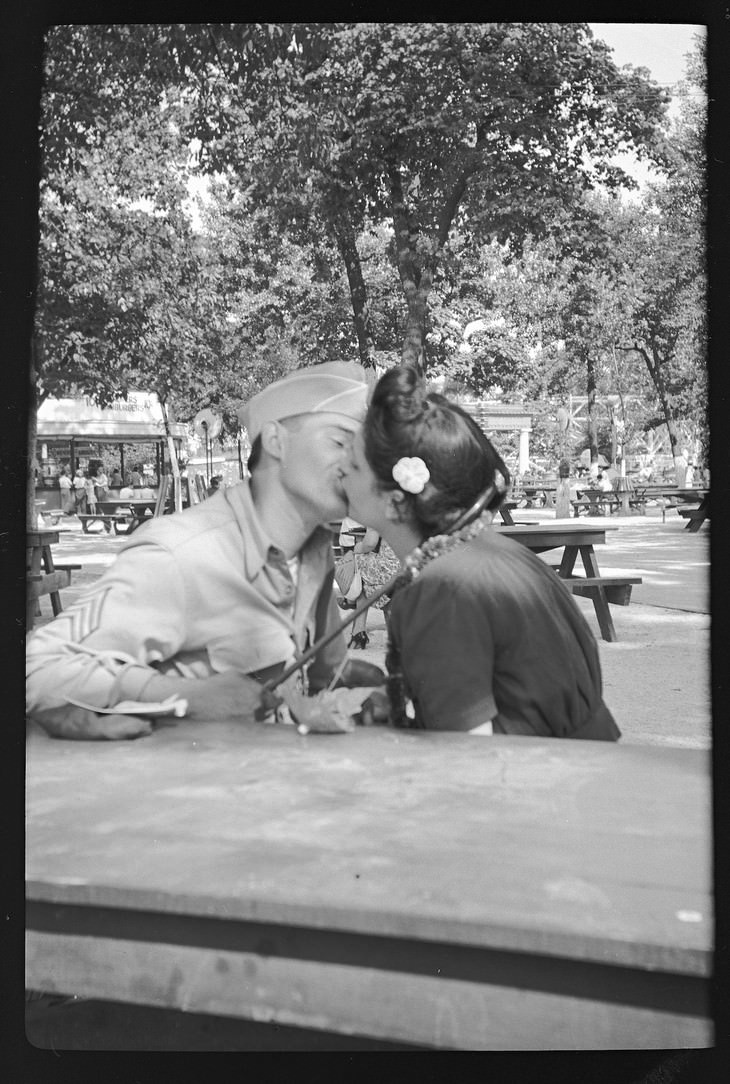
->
[33,504,711,750]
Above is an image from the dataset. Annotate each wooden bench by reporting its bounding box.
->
[27,570,69,603]
[78,509,134,534]
[560,574,642,607]
[572,490,619,517]
[53,563,83,584]
[678,506,709,533]
[40,509,66,527]
[77,513,116,533]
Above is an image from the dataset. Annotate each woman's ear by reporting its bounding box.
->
[385,488,411,524]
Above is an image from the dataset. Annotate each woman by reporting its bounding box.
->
[95,466,109,503]
[72,467,87,514]
[333,517,381,649]
[84,471,98,514]
[58,467,74,515]
[343,366,619,740]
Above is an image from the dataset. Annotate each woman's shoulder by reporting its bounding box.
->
[414,526,543,587]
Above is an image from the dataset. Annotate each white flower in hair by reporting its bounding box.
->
[392,456,430,494]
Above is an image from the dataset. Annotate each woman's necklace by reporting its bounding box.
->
[386,511,494,727]
[393,511,493,588]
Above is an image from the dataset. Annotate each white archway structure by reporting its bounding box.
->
[459,401,533,474]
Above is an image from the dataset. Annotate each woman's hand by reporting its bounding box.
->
[359,686,392,727]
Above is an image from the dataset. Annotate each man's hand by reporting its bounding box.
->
[30,671,274,741]
[29,705,153,741]
[145,670,266,723]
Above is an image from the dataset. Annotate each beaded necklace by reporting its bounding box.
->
[386,511,494,727]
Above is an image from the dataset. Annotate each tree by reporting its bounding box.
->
[205,22,670,372]
[606,36,707,468]
[30,25,289,522]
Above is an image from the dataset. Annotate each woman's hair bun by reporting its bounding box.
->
[370,365,427,424]
[364,365,511,538]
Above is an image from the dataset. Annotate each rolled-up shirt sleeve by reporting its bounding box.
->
[26,543,188,715]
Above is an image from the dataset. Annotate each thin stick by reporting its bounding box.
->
[262,483,498,694]
[326,649,354,692]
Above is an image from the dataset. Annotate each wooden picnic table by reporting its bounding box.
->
[631,487,710,528]
[26,529,75,631]
[495,522,640,642]
[79,498,158,535]
[514,482,557,508]
[677,491,709,532]
[25,721,713,1050]
[573,486,620,517]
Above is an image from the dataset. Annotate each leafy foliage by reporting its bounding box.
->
[31,22,704,487]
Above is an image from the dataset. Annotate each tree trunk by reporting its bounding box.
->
[159,399,183,513]
[388,163,432,375]
[617,341,683,472]
[585,349,599,468]
[400,278,431,373]
[28,339,40,530]
[332,211,376,369]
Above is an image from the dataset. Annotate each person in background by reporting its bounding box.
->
[58,467,74,515]
[110,467,123,488]
[342,365,619,740]
[95,466,109,503]
[334,517,381,649]
[84,472,98,514]
[554,458,572,519]
[207,475,222,498]
[72,467,87,515]
[26,362,382,740]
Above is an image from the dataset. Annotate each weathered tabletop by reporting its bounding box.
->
[26,721,713,1049]
[495,521,616,551]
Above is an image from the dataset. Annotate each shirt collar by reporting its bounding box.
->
[224,481,333,579]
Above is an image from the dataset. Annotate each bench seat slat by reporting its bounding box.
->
[27,571,68,599]
[559,575,642,607]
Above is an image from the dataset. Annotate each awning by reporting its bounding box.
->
[37,392,187,442]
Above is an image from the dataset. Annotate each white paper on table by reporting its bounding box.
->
[65,694,188,718]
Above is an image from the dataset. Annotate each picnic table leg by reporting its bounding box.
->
[27,545,42,629]
[557,546,578,578]
[685,497,708,532]
[578,545,617,642]
[41,544,64,617]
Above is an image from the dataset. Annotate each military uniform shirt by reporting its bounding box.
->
[26,481,345,715]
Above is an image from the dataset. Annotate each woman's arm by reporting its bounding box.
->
[389,574,499,731]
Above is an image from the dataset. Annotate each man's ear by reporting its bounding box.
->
[385,488,411,524]
[259,420,286,462]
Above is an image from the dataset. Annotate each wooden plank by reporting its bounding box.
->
[26,725,712,972]
[25,929,711,1049]
[496,524,612,553]
[27,571,68,599]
